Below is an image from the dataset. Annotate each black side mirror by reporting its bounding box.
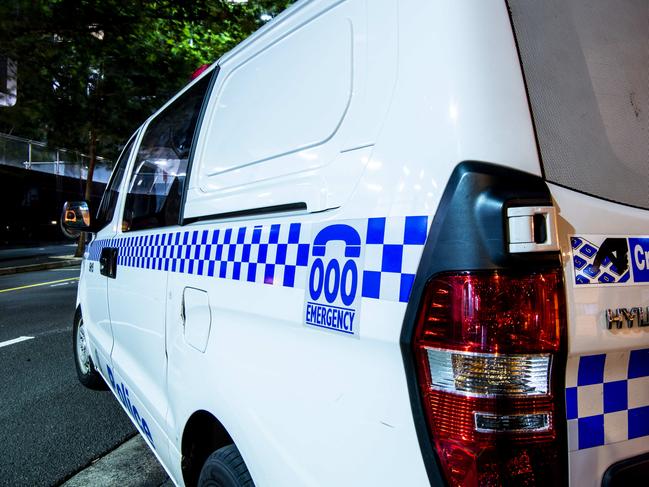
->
[62,201,93,232]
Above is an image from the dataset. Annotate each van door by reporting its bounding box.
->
[107,73,213,460]
[508,1,649,484]
[81,135,136,370]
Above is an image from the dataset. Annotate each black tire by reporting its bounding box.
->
[72,309,106,390]
[198,445,255,487]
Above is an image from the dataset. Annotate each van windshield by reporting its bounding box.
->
[508,0,648,209]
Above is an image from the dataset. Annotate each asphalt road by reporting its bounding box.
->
[0,266,137,486]
[0,243,78,270]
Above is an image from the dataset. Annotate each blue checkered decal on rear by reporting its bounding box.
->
[566,348,649,450]
[87,216,429,303]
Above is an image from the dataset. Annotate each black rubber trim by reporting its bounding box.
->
[400,161,567,486]
[602,452,649,487]
[183,202,307,225]
[178,66,220,226]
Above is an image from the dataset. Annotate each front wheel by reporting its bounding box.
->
[72,309,106,390]
[198,445,255,487]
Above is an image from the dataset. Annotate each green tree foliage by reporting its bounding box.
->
[0,0,294,161]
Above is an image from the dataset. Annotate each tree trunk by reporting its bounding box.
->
[74,129,97,257]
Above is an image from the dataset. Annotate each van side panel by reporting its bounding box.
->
[167,0,542,485]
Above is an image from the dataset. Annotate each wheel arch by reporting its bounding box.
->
[181,409,234,487]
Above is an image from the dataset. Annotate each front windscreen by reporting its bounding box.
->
[508,0,648,209]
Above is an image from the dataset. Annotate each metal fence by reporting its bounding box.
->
[0,132,112,183]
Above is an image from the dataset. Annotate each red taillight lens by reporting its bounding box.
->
[414,270,566,487]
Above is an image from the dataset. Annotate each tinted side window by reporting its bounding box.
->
[95,136,136,230]
[122,74,211,232]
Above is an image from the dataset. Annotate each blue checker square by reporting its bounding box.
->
[603,381,628,413]
[366,217,386,244]
[399,273,415,303]
[628,406,649,439]
[232,262,241,280]
[362,271,381,299]
[381,245,403,273]
[578,354,606,386]
[257,244,268,263]
[571,237,583,249]
[264,264,275,284]
[580,244,597,258]
[575,274,590,285]
[252,227,262,244]
[242,244,251,263]
[211,230,220,244]
[236,227,246,244]
[573,255,587,270]
[618,272,630,282]
[566,387,578,420]
[269,224,280,244]
[219,261,227,278]
[276,244,287,265]
[288,223,301,244]
[247,263,257,282]
[628,349,649,379]
[578,415,605,449]
[223,228,232,244]
[296,244,309,266]
[404,216,428,245]
[283,265,296,287]
[227,244,236,262]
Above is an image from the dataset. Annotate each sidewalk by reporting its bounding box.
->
[60,435,171,487]
[0,242,81,275]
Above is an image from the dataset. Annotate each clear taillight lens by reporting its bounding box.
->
[413,271,567,487]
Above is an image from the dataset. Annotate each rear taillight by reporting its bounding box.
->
[413,270,566,487]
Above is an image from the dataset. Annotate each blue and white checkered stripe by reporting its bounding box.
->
[87,216,429,303]
[571,237,630,285]
[566,348,649,450]
[361,216,427,303]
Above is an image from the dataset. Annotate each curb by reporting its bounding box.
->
[0,258,81,276]
[60,435,170,487]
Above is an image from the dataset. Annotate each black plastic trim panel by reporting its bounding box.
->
[602,452,649,487]
[400,161,567,486]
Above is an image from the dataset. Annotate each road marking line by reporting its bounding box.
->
[0,336,34,348]
[0,277,79,294]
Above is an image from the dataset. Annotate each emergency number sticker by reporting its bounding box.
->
[302,215,429,336]
[304,222,366,337]
[571,235,649,286]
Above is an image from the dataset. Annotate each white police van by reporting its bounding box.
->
[63,0,649,485]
